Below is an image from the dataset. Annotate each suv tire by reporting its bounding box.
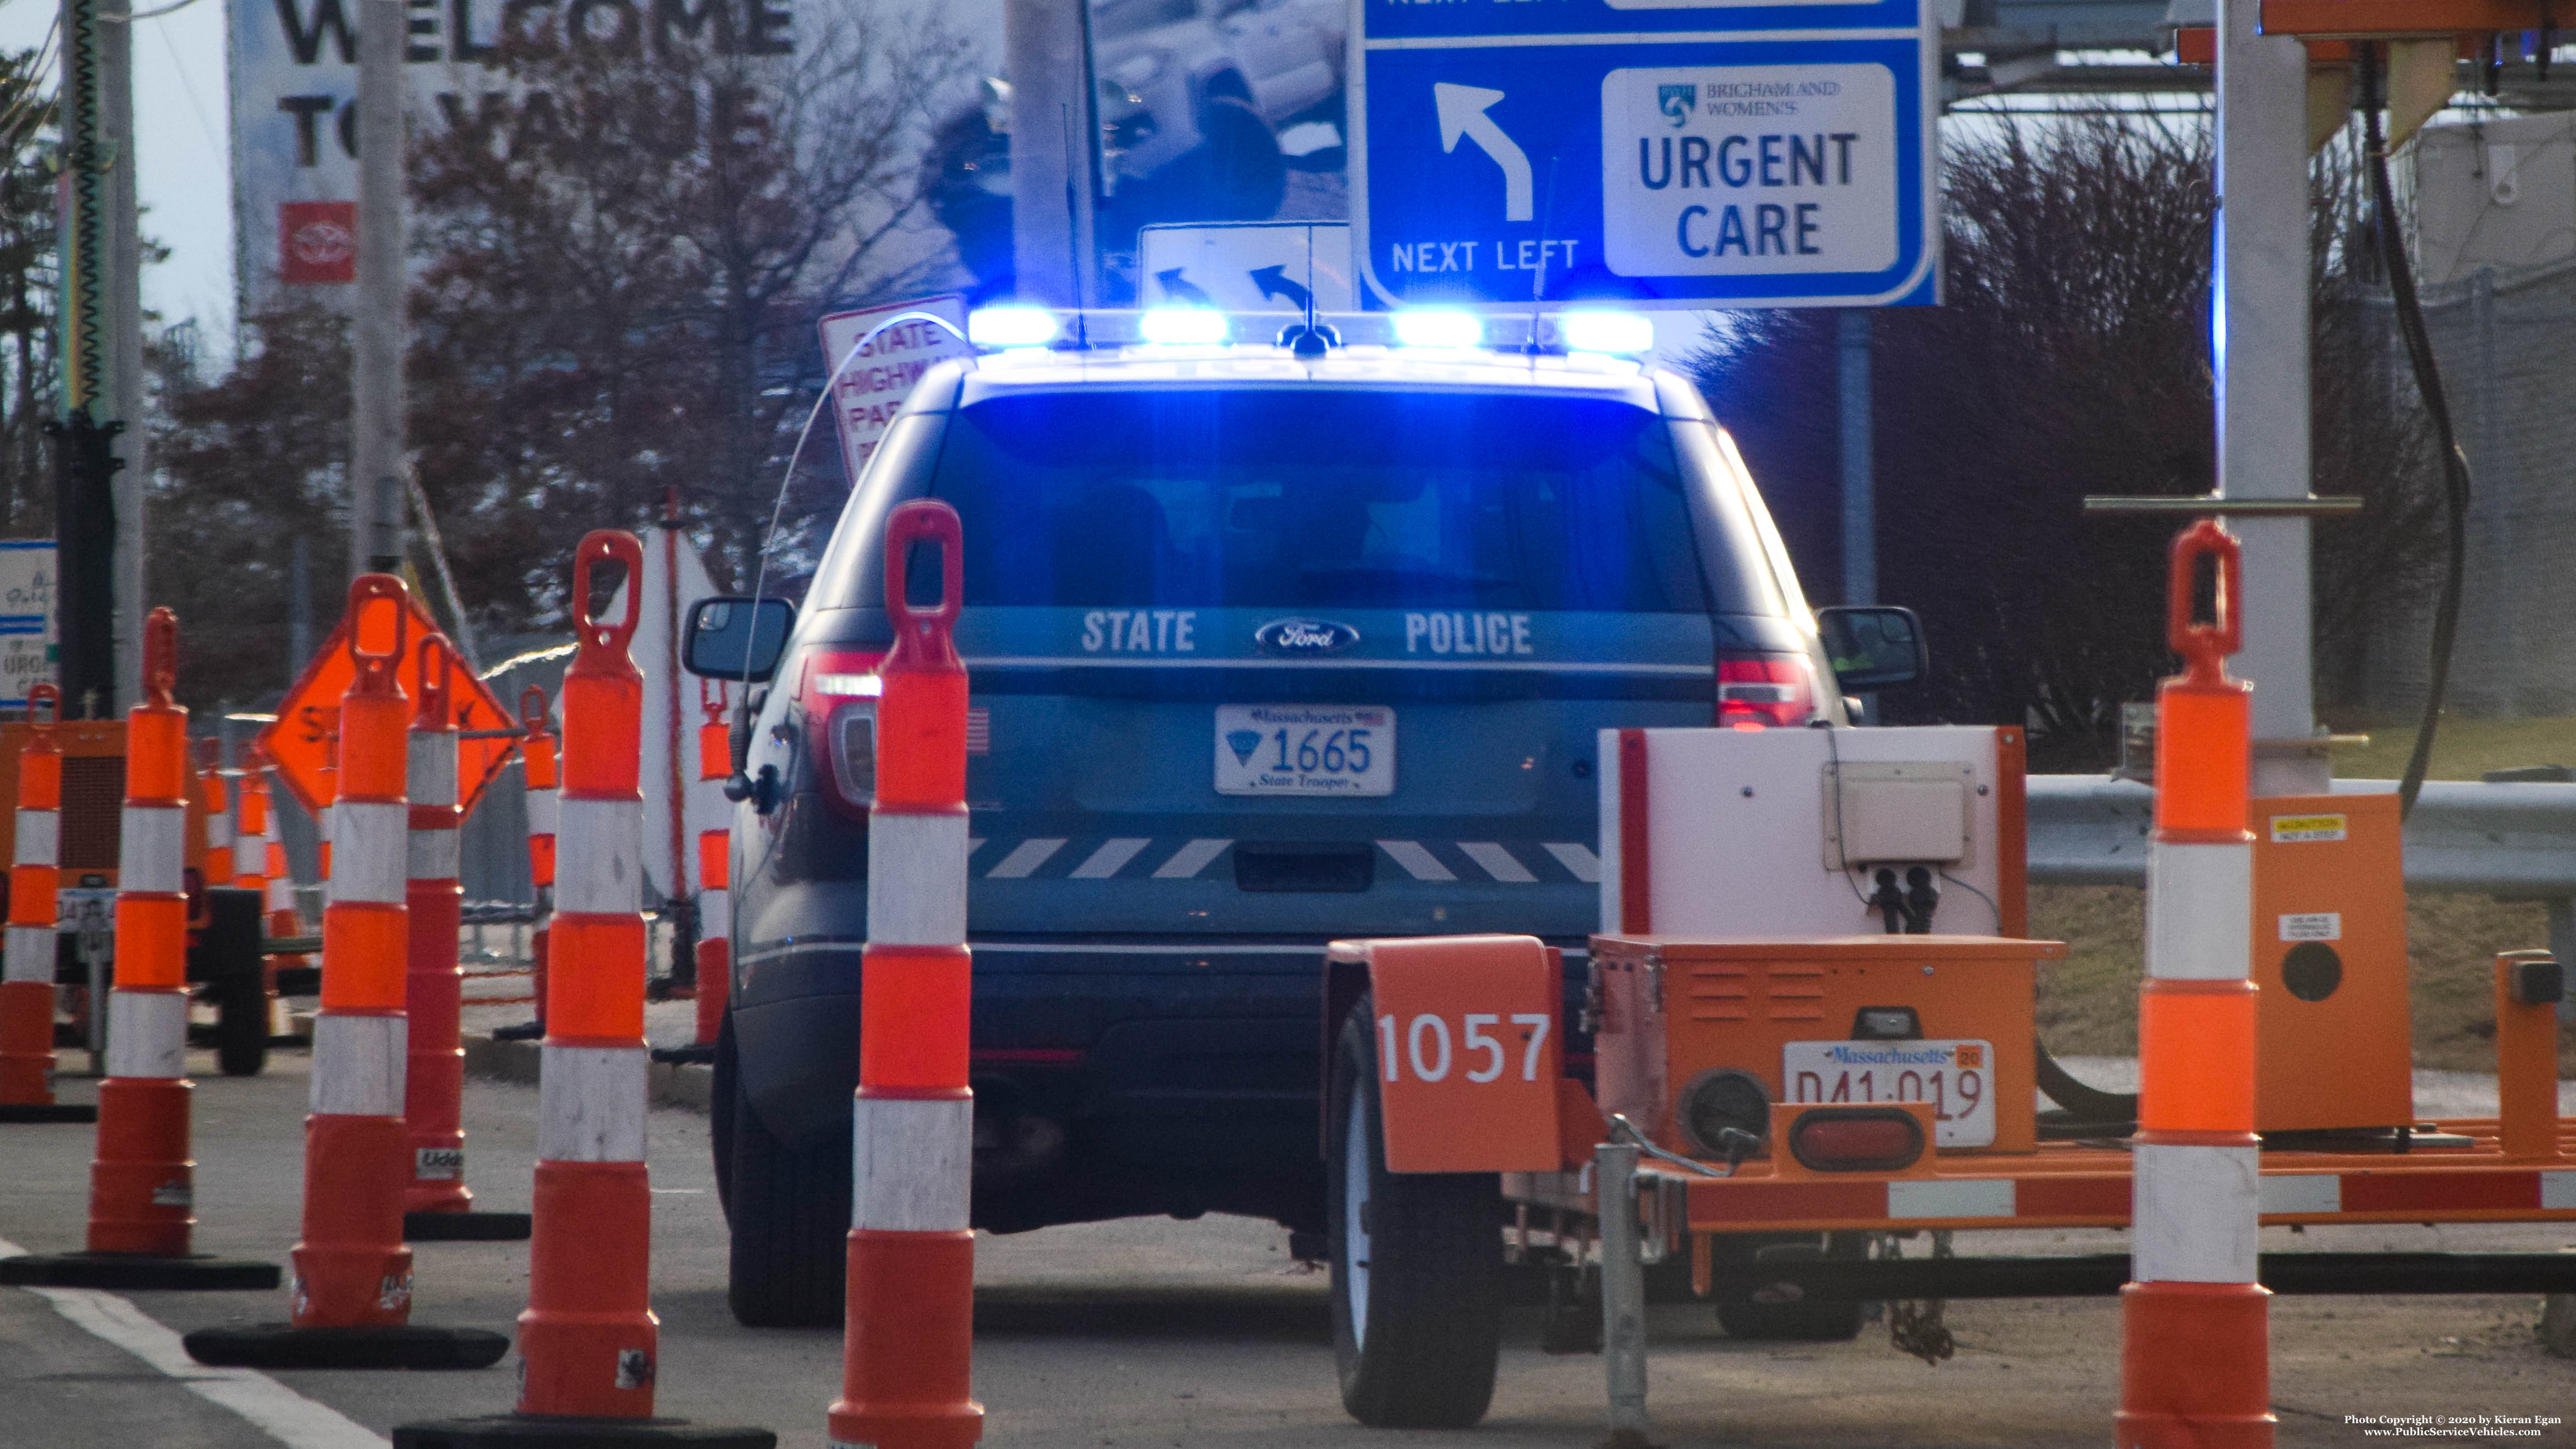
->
[1327,995,1500,1428]
[203,889,268,1078]
[709,1011,738,1222]
[726,1065,851,1328]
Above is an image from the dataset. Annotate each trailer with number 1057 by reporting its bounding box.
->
[1313,723,2576,1432]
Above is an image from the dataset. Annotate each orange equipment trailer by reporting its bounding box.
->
[0,718,271,1076]
[1315,723,2576,1436]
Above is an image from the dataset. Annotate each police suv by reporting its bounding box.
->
[684,304,1920,1329]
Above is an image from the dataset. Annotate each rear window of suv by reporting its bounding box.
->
[913,390,1721,613]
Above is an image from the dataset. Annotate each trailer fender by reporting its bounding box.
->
[1323,935,1572,1174]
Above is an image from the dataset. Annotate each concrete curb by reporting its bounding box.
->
[462,1035,712,1114]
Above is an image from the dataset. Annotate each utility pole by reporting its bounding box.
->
[1005,0,1100,308]
[2215,0,2323,796]
[51,0,142,718]
[350,0,409,582]
[1837,310,1875,608]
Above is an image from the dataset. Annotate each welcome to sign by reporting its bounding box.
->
[227,0,802,313]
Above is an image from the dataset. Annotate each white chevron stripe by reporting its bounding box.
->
[1543,842,1601,883]
[1457,842,1535,883]
[986,838,1066,879]
[1377,840,1454,881]
[1069,839,1152,879]
[1152,839,1232,878]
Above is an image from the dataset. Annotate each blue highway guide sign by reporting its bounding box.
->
[1350,0,1939,310]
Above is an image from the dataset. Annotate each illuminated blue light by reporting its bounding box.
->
[968,306,1061,348]
[1392,310,1483,349]
[1560,311,1655,356]
[1138,307,1229,345]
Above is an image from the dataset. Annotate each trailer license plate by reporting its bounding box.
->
[1781,1039,1995,1148]
[1215,705,1395,796]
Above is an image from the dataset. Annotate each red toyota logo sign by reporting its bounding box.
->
[279,201,356,284]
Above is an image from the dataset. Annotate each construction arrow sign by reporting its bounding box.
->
[256,593,520,819]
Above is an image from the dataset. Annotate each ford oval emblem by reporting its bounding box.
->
[1254,618,1361,657]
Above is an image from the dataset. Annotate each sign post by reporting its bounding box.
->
[1350,0,1937,311]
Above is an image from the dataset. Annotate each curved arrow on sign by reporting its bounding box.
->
[1434,83,1533,222]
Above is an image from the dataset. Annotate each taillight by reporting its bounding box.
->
[799,648,884,814]
[1716,652,1818,728]
[1787,1107,1925,1172]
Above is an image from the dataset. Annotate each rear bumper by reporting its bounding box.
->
[731,938,1331,1153]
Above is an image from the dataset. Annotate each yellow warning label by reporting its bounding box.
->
[2269,814,2347,844]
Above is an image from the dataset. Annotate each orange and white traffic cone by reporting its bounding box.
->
[0,684,92,1124]
[829,499,982,1449]
[182,580,504,1367]
[404,636,530,1242]
[1,617,277,1288]
[393,533,770,1447]
[2117,520,2272,1449]
[493,687,555,1044]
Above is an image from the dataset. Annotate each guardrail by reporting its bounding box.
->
[2028,776,2576,896]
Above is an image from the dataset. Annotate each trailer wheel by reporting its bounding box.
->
[1328,995,1501,1429]
[1713,1232,1867,1341]
[2543,1293,2576,1358]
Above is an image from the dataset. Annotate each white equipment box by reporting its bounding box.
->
[1597,725,2020,936]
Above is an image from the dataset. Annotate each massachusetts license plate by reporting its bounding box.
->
[1781,1039,1995,1148]
[1215,705,1395,796]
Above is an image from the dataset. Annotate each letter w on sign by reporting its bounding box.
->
[1336,935,1565,1173]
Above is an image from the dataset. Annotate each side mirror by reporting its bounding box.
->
[1816,605,1928,692]
[684,596,796,682]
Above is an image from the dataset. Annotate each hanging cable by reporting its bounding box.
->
[2358,44,2472,822]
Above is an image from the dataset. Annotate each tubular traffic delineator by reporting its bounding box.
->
[2119,520,2272,1449]
[0,619,278,1290]
[181,580,503,1367]
[0,684,92,1123]
[692,681,730,1050]
[393,536,770,1448]
[199,742,235,888]
[829,499,983,1449]
[403,636,531,1242]
[493,687,557,1044]
[520,530,659,1418]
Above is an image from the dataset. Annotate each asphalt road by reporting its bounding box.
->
[4,1046,2573,1449]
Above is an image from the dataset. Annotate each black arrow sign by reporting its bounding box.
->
[1154,268,1217,306]
[1250,265,1312,311]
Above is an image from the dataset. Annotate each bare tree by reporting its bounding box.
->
[404,2,975,631]
[1692,117,2439,768]
[0,48,57,536]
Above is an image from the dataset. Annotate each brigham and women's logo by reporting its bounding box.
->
[1659,84,1697,125]
[1253,619,1361,657]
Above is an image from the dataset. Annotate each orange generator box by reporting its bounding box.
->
[2246,792,2413,1132]
[1590,934,2067,1160]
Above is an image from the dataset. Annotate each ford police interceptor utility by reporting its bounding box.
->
[684,305,1920,1326]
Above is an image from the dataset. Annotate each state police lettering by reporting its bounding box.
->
[1403,613,1532,656]
[1081,611,1199,653]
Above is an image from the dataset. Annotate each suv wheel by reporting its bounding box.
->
[1326,995,1500,1428]
[726,1061,851,1328]
[709,1010,738,1221]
